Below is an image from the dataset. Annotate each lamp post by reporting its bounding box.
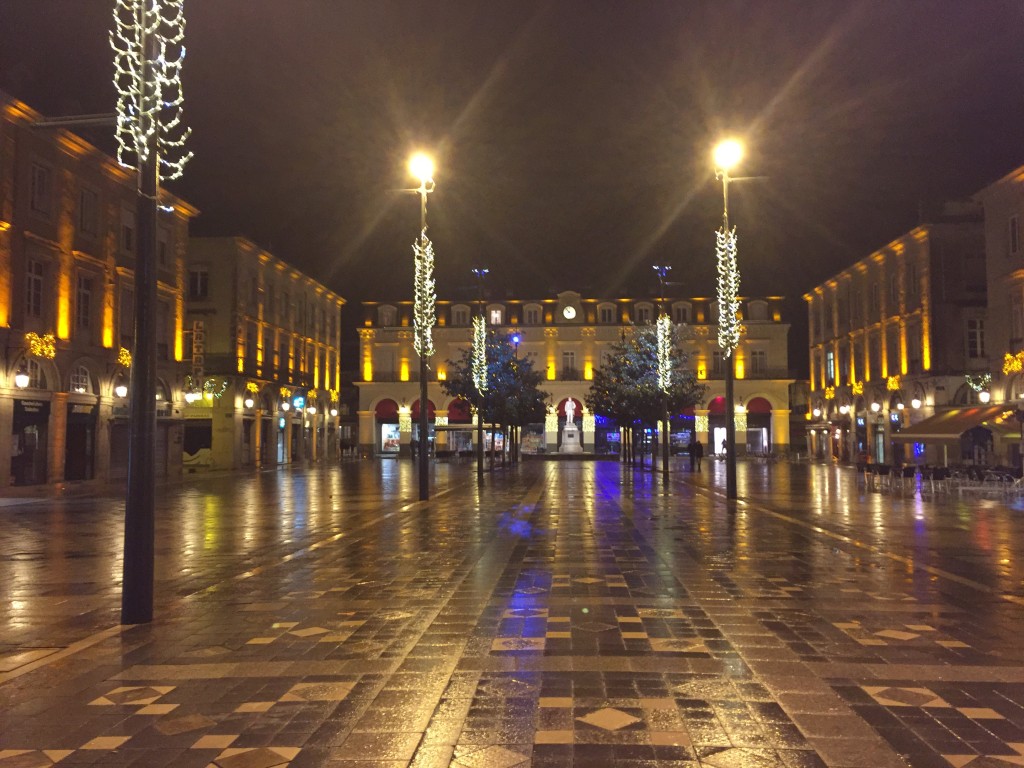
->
[653,265,672,484]
[409,152,436,501]
[511,332,521,463]
[471,267,489,484]
[713,139,743,501]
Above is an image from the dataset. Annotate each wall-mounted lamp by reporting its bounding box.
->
[281,401,291,412]
[330,408,338,417]
[243,396,255,409]
[979,390,991,404]
[115,384,129,398]
[910,397,921,409]
[812,407,821,418]
[870,402,881,413]
[13,368,29,388]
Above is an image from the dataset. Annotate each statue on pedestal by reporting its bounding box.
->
[560,398,583,454]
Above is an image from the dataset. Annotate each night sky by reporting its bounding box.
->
[3,1,1023,371]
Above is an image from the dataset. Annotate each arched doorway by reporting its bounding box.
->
[375,398,400,454]
[745,396,772,454]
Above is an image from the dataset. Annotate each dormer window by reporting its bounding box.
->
[634,303,653,324]
[524,303,542,324]
[598,303,616,324]
[452,305,470,326]
[487,304,504,325]
[377,305,397,326]
[747,300,768,322]
[672,302,691,324]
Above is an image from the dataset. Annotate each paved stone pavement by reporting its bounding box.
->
[2,458,1024,767]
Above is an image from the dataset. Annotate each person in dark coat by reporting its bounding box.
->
[694,439,704,470]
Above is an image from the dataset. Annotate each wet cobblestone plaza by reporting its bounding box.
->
[2,459,1024,767]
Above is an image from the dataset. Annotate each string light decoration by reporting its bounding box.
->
[245,381,260,395]
[965,373,992,393]
[472,315,487,394]
[715,227,740,356]
[886,375,902,391]
[851,380,864,395]
[118,347,133,368]
[1004,352,1024,375]
[25,332,56,359]
[412,229,436,359]
[111,0,192,181]
[656,313,672,393]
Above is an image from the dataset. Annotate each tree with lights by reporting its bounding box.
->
[586,324,706,467]
[443,331,548,465]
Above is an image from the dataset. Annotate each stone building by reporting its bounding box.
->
[357,290,793,458]
[0,91,196,487]
[183,237,345,470]
[804,203,991,465]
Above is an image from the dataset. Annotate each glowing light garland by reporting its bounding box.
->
[412,229,436,359]
[25,332,56,359]
[965,373,992,393]
[472,315,487,393]
[111,0,192,181]
[886,375,902,391]
[715,227,740,355]
[1004,352,1024,375]
[656,313,672,393]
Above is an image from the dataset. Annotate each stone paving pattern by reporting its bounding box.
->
[2,459,1024,767]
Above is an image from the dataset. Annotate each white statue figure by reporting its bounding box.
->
[564,399,576,422]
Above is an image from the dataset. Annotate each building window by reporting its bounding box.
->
[1011,215,1020,256]
[599,304,615,324]
[30,162,52,216]
[75,275,92,331]
[188,269,209,300]
[79,187,99,236]
[966,318,985,359]
[672,302,691,324]
[524,304,541,324]
[70,365,92,394]
[825,349,835,384]
[378,305,397,326]
[157,228,170,267]
[889,274,898,306]
[907,262,919,298]
[25,258,44,318]
[27,358,45,389]
[635,304,652,324]
[1012,293,1024,346]
[562,351,577,379]
[750,349,767,376]
[489,308,503,325]
[120,208,135,254]
[712,350,723,376]
[747,300,768,322]
[452,306,469,326]
[870,284,880,315]
[157,302,169,360]
[120,288,134,347]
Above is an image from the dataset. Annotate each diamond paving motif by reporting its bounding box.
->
[212,746,299,768]
[491,637,545,652]
[90,685,174,706]
[701,747,780,768]
[576,621,616,633]
[863,686,950,707]
[0,750,72,768]
[454,745,530,768]
[577,707,641,731]
[155,713,216,736]
[875,629,920,641]
[278,681,354,702]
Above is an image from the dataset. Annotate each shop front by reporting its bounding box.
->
[64,401,97,481]
[11,398,50,486]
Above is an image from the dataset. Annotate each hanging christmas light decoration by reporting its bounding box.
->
[715,227,740,356]
[412,229,436,359]
[472,315,487,393]
[111,0,192,180]
[656,313,672,393]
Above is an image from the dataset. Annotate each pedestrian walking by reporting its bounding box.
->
[410,438,418,461]
[694,439,703,471]
[687,439,697,471]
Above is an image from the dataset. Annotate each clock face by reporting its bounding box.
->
[562,306,576,320]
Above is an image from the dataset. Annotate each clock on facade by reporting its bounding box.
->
[562,306,576,320]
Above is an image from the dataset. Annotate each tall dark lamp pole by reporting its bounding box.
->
[653,265,672,485]
[713,139,743,501]
[471,267,489,484]
[409,152,436,502]
[112,0,192,623]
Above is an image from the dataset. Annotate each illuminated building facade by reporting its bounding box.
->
[977,165,1024,407]
[183,237,345,469]
[357,290,792,458]
[0,92,197,487]
[804,203,989,465]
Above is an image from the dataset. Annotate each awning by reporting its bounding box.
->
[893,405,1020,442]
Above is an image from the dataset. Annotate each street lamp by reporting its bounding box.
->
[471,267,489,483]
[653,265,672,483]
[409,152,437,501]
[713,138,744,501]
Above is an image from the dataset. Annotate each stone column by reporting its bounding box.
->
[0,392,13,487]
[95,397,112,481]
[695,408,710,449]
[48,391,68,483]
[252,408,262,467]
[771,408,791,454]
[357,409,374,457]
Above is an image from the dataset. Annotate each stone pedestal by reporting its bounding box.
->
[560,422,583,454]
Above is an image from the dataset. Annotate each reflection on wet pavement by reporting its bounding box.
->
[1,459,1024,766]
